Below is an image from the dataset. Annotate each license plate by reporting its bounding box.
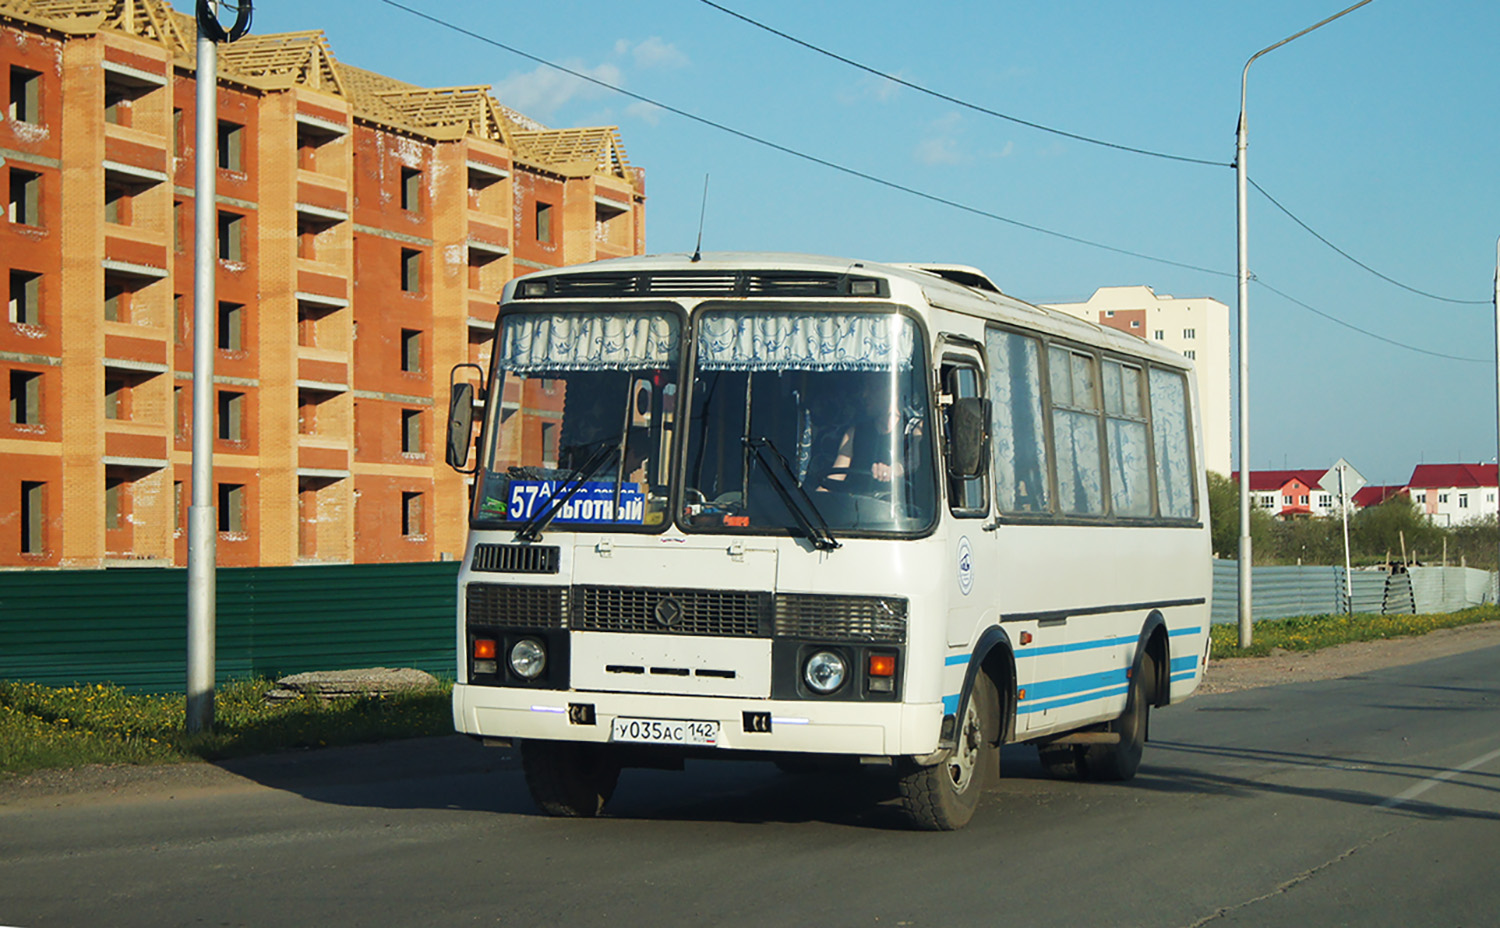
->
[611,717,719,746]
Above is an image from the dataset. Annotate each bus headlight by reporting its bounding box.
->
[509,638,547,680]
[803,651,847,694]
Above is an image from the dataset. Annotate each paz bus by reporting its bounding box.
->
[444,252,1212,830]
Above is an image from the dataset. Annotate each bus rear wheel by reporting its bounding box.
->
[898,674,999,831]
[520,739,621,817]
[1080,653,1152,782]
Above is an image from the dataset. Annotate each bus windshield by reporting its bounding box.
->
[683,308,936,537]
[473,308,682,531]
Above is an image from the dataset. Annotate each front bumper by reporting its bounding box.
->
[453,683,943,757]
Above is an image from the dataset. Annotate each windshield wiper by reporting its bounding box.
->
[513,441,620,542]
[743,437,840,551]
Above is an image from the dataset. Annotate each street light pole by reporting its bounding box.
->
[1235,0,1373,650]
[186,1,220,735]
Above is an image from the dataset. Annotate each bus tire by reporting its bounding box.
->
[520,739,621,817]
[897,673,999,830]
[1081,653,1152,782]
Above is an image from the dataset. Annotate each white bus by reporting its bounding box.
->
[446,252,1212,830]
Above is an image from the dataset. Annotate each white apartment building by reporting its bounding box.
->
[1043,286,1231,476]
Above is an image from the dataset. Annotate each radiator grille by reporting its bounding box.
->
[774,594,908,643]
[466,583,568,628]
[471,543,559,574]
[573,586,769,637]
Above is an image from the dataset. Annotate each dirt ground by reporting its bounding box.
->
[4,621,1499,809]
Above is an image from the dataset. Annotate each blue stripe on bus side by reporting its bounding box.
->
[945,654,971,666]
[1014,635,1136,658]
[1018,684,1131,714]
[1169,626,1203,637]
[1170,655,1198,673]
[1025,668,1129,701]
[942,694,960,714]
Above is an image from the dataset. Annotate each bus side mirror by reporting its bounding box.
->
[446,381,475,471]
[946,396,990,479]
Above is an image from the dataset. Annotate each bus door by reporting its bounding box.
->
[938,348,1000,652]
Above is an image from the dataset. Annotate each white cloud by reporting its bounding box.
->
[914,113,966,165]
[625,100,665,126]
[835,72,906,106]
[624,36,689,70]
[495,60,623,120]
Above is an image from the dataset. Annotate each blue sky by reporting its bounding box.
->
[253,1,1500,485]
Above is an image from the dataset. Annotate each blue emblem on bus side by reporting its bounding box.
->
[957,535,974,595]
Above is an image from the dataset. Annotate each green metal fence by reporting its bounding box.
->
[0,563,459,693]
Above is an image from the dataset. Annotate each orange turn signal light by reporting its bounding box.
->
[473,638,497,660]
[868,654,896,677]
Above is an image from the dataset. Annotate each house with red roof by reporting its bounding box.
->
[1352,485,1408,509]
[1232,470,1342,519]
[1405,464,1498,527]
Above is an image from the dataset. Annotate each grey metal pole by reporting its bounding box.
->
[186,7,219,733]
[1236,70,1253,650]
[1234,0,1373,650]
[1340,464,1353,611]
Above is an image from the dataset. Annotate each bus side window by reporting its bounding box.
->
[986,328,1049,514]
[942,361,988,516]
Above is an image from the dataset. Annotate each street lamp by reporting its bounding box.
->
[1235,0,1373,649]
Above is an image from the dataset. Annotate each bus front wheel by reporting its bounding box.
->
[898,673,1000,830]
[520,739,621,817]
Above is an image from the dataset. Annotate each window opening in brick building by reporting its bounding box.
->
[297,218,318,259]
[174,200,184,252]
[401,167,422,213]
[298,392,318,435]
[104,183,131,225]
[219,483,245,532]
[217,301,244,351]
[10,370,41,425]
[218,121,244,171]
[103,279,128,322]
[103,85,128,125]
[174,480,185,535]
[173,385,187,439]
[402,408,422,454]
[9,269,40,325]
[218,211,244,261]
[9,168,40,225]
[402,491,424,537]
[535,202,553,243]
[217,390,244,441]
[21,480,45,554]
[9,67,41,124]
[401,249,422,293]
[104,376,129,420]
[401,328,422,372]
[104,475,127,532]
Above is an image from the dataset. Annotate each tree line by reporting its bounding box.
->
[1206,471,1500,571]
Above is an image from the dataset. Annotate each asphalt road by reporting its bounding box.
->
[3,644,1498,928]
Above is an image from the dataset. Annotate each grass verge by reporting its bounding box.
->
[0,677,453,779]
[1209,605,1500,659]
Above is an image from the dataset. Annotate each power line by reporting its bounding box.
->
[700,1,1494,313]
[374,0,1487,366]
[376,0,1228,278]
[1253,279,1490,363]
[697,0,1229,169]
[1249,178,1490,306]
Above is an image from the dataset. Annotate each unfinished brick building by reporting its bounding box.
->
[1,0,646,568]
